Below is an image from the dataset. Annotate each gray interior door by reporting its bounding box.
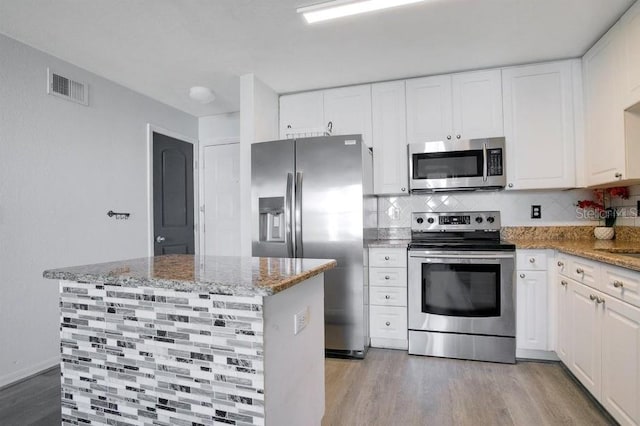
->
[153,132,194,255]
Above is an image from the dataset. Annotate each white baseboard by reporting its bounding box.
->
[0,356,60,389]
[371,337,408,350]
[516,348,559,361]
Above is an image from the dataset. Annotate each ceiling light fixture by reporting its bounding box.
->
[189,86,216,104]
[297,0,427,24]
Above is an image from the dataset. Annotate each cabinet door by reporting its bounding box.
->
[372,81,408,195]
[601,296,640,426]
[516,270,548,351]
[583,26,626,186]
[323,85,373,147]
[569,281,602,399]
[556,277,571,364]
[451,69,504,140]
[502,61,576,190]
[406,75,453,143]
[623,1,640,108]
[279,91,325,138]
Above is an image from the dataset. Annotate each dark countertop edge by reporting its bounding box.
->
[43,259,337,297]
[508,240,640,273]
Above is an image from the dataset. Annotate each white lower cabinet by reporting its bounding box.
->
[369,248,407,350]
[556,253,640,426]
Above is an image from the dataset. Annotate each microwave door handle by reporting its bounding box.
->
[285,172,294,258]
[482,143,488,182]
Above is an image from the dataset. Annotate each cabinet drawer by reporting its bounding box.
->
[369,268,407,287]
[370,248,407,268]
[601,265,640,308]
[370,286,407,307]
[517,250,548,271]
[569,257,599,287]
[370,306,407,340]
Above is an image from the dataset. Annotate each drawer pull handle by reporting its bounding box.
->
[589,294,597,301]
[520,273,526,279]
[384,256,390,260]
[557,261,564,267]
[561,280,568,287]
[529,258,535,263]
[385,295,391,299]
[613,280,624,288]
[576,268,584,274]
[385,275,391,280]
[385,321,391,326]
[596,296,605,304]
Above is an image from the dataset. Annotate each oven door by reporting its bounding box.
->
[408,250,515,337]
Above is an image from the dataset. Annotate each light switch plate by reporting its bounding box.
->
[294,307,309,335]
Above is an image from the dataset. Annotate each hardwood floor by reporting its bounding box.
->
[324,349,614,426]
[0,350,613,425]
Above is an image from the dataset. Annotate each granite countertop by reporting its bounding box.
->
[43,255,336,296]
[368,239,411,248]
[508,239,640,272]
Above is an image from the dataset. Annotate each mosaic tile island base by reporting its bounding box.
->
[43,255,336,426]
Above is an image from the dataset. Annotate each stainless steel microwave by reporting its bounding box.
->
[408,137,506,192]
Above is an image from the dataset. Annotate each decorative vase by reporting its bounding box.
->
[594,226,615,240]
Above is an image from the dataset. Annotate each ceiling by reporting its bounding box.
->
[0,0,635,117]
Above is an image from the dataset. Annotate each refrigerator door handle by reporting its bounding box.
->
[285,172,294,258]
[295,171,303,258]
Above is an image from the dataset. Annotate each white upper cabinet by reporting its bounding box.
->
[406,75,453,143]
[279,91,324,139]
[622,1,640,108]
[583,25,627,186]
[406,70,503,144]
[372,81,408,195]
[452,69,504,140]
[323,85,373,147]
[502,60,578,190]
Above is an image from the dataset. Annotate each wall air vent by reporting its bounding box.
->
[47,68,88,106]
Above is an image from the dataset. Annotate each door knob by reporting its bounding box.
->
[156,236,166,243]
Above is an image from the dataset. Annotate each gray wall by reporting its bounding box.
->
[0,34,198,386]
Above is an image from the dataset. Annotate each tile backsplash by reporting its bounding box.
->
[609,184,640,227]
[378,188,605,228]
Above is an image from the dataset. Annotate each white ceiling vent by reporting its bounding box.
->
[47,68,88,106]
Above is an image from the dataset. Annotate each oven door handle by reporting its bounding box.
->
[482,143,488,182]
[410,253,515,259]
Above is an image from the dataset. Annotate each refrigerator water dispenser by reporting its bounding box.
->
[258,197,285,242]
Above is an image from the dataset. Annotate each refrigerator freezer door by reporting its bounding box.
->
[296,135,366,355]
[252,139,295,258]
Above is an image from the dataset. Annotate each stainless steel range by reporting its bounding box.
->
[408,211,516,364]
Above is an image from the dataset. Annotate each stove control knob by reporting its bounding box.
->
[416,217,424,224]
[487,216,495,224]
[427,217,435,224]
[475,217,483,223]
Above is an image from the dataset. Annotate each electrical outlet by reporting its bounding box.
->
[531,205,542,219]
[637,200,640,217]
[294,306,309,335]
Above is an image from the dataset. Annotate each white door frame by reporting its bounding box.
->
[198,137,240,255]
[146,123,200,257]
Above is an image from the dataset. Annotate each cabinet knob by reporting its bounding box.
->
[456,134,461,139]
[520,273,526,278]
[615,172,622,179]
[529,258,535,263]
[576,268,584,274]
[401,187,406,192]
[508,183,514,188]
[613,280,624,288]
[385,295,391,299]
[596,296,605,304]
[287,124,292,129]
[384,256,390,260]
[589,294,597,301]
[385,275,391,280]
[557,261,564,267]
[385,321,391,326]
[561,280,568,287]
[446,135,452,140]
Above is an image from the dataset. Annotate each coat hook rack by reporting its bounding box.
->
[107,210,130,220]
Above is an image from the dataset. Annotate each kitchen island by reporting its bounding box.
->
[43,254,336,426]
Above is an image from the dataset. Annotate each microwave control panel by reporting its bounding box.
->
[487,149,503,176]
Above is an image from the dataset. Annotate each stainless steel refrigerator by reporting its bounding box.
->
[251,135,377,358]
